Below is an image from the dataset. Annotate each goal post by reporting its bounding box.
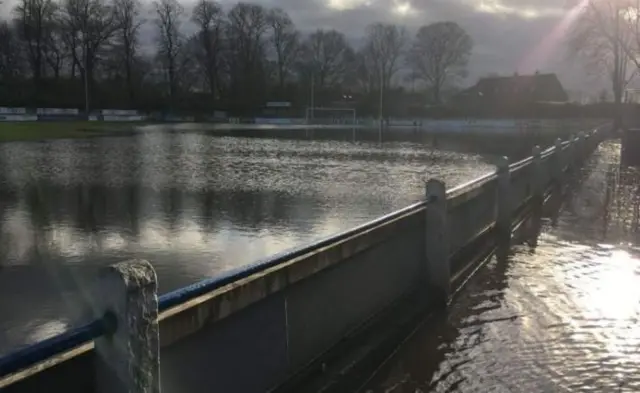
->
[305,107,357,126]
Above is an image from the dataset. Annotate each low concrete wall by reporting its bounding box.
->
[0,126,608,393]
[159,207,425,392]
[2,205,427,393]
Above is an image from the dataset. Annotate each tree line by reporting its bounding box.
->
[569,0,640,124]
[0,0,473,116]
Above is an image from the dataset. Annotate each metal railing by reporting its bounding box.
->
[0,125,608,393]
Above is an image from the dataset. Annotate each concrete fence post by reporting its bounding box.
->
[590,129,598,151]
[425,179,450,308]
[94,259,160,393]
[578,131,587,162]
[553,138,564,187]
[530,146,545,243]
[496,156,511,248]
[566,136,577,170]
[531,145,543,203]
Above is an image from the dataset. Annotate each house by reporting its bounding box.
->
[453,73,569,108]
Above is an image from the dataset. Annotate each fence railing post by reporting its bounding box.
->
[578,131,587,162]
[590,129,598,151]
[529,146,544,243]
[571,135,580,167]
[425,179,450,308]
[531,145,543,204]
[496,156,511,249]
[553,138,564,187]
[94,259,160,393]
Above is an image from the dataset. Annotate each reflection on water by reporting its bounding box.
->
[0,131,492,354]
[363,140,640,392]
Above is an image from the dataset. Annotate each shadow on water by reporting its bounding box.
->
[363,140,640,393]
[0,130,495,355]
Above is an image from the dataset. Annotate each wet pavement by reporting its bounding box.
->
[362,140,640,393]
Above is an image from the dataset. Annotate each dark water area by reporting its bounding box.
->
[0,129,495,355]
[363,140,640,393]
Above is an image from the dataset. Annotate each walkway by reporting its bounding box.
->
[362,140,640,393]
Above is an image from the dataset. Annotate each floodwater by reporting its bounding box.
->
[0,130,493,355]
[363,140,640,393]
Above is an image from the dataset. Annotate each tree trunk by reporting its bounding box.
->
[433,85,441,105]
[125,57,135,107]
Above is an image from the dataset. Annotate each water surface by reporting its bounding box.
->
[0,130,493,354]
[363,141,640,393]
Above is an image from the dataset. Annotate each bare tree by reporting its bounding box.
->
[43,20,66,79]
[349,50,374,93]
[191,0,223,102]
[60,0,117,111]
[361,22,406,118]
[361,23,405,89]
[113,0,142,105]
[0,21,23,79]
[266,8,299,92]
[569,0,634,125]
[300,29,353,90]
[407,21,472,104]
[154,0,183,107]
[13,0,58,88]
[225,2,269,107]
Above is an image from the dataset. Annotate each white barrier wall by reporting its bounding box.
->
[0,115,38,121]
[386,119,589,129]
[103,115,146,122]
[102,109,139,116]
[254,118,306,125]
[37,108,79,115]
[0,107,27,115]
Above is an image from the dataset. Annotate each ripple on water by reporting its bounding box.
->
[365,141,640,393]
[0,132,492,355]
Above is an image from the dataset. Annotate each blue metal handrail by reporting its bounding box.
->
[0,316,110,378]
[158,200,427,312]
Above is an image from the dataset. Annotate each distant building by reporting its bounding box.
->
[453,73,569,107]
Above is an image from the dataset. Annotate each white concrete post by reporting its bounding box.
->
[571,135,580,167]
[94,259,160,393]
[425,179,450,308]
[578,131,587,162]
[553,138,564,186]
[531,145,543,203]
[589,129,598,151]
[529,146,545,242]
[496,156,511,247]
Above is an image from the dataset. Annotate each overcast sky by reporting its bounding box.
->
[220,0,606,95]
[0,0,609,96]
[227,0,607,95]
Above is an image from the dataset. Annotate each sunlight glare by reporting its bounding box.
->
[327,0,372,11]
[393,0,413,16]
[623,6,640,22]
[585,250,640,322]
[475,0,563,19]
[26,320,69,345]
[574,249,640,358]
[517,0,589,72]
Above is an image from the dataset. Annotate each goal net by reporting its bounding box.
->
[305,107,357,126]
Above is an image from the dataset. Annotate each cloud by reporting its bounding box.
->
[0,0,607,95]
[266,0,606,93]
[468,0,565,18]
